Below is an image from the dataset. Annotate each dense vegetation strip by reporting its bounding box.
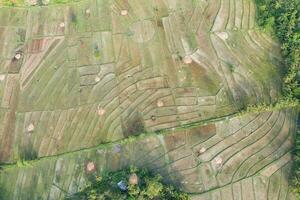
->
[255,0,300,197]
[256,0,300,99]
[65,167,189,200]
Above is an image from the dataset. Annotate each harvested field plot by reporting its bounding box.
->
[0,0,297,199]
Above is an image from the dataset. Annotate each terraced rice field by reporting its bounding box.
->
[0,0,297,199]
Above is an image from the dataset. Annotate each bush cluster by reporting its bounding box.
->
[65,167,190,200]
[256,0,300,99]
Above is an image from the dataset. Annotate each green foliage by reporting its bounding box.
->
[65,167,190,200]
[0,0,23,6]
[255,0,300,100]
[226,62,235,73]
[16,160,33,168]
[241,98,299,115]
